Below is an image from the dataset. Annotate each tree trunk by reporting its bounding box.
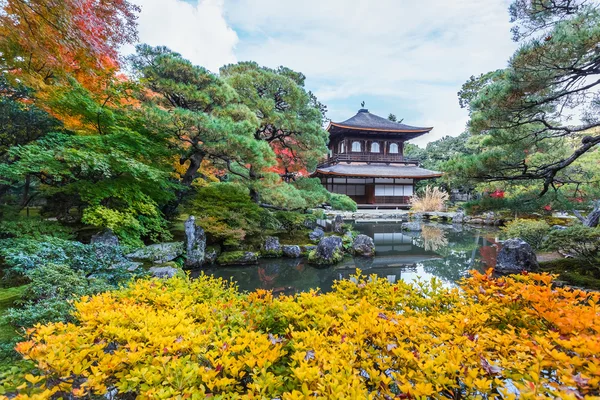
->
[162,153,204,218]
[574,200,600,228]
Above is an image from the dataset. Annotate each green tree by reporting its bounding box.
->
[0,79,175,246]
[219,62,328,204]
[129,46,274,214]
[453,0,600,223]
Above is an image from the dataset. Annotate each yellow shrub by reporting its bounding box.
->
[3,271,600,399]
[410,186,449,212]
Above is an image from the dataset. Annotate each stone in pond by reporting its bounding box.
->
[217,251,258,266]
[309,227,325,242]
[282,245,301,258]
[126,242,184,264]
[333,215,344,233]
[401,222,422,232]
[452,210,466,224]
[352,234,375,257]
[262,236,282,257]
[496,238,539,274]
[308,236,344,265]
[184,215,206,268]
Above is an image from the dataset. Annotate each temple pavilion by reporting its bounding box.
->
[312,108,441,208]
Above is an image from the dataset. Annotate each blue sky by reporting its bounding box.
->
[130,0,517,146]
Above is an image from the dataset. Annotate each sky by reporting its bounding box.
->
[130,0,518,146]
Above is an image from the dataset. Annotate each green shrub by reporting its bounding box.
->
[502,218,550,250]
[273,211,314,232]
[328,193,357,212]
[546,225,600,271]
[185,183,270,247]
[0,216,74,240]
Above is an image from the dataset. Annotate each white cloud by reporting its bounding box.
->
[224,0,518,144]
[131,0,238,72]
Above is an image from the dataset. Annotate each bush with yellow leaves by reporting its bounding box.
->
[3,270,600,399]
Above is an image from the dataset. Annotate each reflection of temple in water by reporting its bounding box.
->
[337,222,443,284]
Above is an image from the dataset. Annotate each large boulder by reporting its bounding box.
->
[217,251,258,266]
[309,227,325,242]
[126,242,184,264]
[184,216,206,268]
[401,222,422,232]
[262,236,282,257]
[90,229,121,260]
[308,236,344,265]
[333,215,344,233]
[91,229,120,247]
[496,238,539,274]
[282,245,301,258]
[149,263,182,279]
[452,210,466,224]
[352,234,375,257]
[204,245,220,265]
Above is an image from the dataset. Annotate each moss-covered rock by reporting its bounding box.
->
[217,251,258,266]
[308,236,344,266]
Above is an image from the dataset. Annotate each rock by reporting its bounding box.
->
[401,222,422,232]
[333,215,344,233]
[90,229,121,260]
[301,245,317,256]
[303,218,317,230]
[352,234,375,257]
[282,245,302,258]
[91,229,119,247]
[204,245,220,264]
[452,210,466,224]
[217,251,258,266]
[184,216,206,268]
[309,227,325,242]
[126,242,184,264]
[496,238,540,274]
[262,236,282,257]
[149,264,181,279]
[308,236,344,265]
[126,262,143,272]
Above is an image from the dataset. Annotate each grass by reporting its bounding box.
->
[539,258,600,290]
[0,285,27,342]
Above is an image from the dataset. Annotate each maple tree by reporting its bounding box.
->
[0,0,139,91]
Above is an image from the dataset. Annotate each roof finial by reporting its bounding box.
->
[360,101,365,108]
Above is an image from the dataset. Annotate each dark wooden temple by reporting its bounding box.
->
[312,108,441,208]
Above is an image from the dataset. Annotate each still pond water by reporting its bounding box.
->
[198,223,501,295]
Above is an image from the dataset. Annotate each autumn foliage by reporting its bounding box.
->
[4,270,600,399]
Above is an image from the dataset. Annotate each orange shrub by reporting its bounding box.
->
[2,270,600,399]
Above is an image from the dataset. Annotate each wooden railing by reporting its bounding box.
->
[318,153,420,167]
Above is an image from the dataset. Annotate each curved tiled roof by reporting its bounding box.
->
[328,109,433,133]
[313,163,442,179]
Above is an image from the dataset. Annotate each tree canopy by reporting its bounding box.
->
[452,0,600,208]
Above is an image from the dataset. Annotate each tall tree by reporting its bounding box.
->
[0,0,139,91]
[454,0,600,223]
[129,45,274,213]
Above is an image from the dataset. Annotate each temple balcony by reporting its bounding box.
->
[318,153,420,168]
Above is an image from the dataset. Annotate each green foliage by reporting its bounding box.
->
[0,215,74,240]
[546,225,600,270]
[502,219,550,250]
[185,182,270,247]
[273,211,314,233]
[454,1,600,199]
[328,193,357,212]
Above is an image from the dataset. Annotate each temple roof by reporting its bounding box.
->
[313,163,442,179]
[328,109,433,137]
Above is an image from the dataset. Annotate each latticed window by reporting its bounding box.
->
[370,142,380,153]
[351,141,361,152]
[389,143,399,154]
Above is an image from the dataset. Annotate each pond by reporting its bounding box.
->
[196,222,501,295]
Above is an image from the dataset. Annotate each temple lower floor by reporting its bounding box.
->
[319,176,414,206]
